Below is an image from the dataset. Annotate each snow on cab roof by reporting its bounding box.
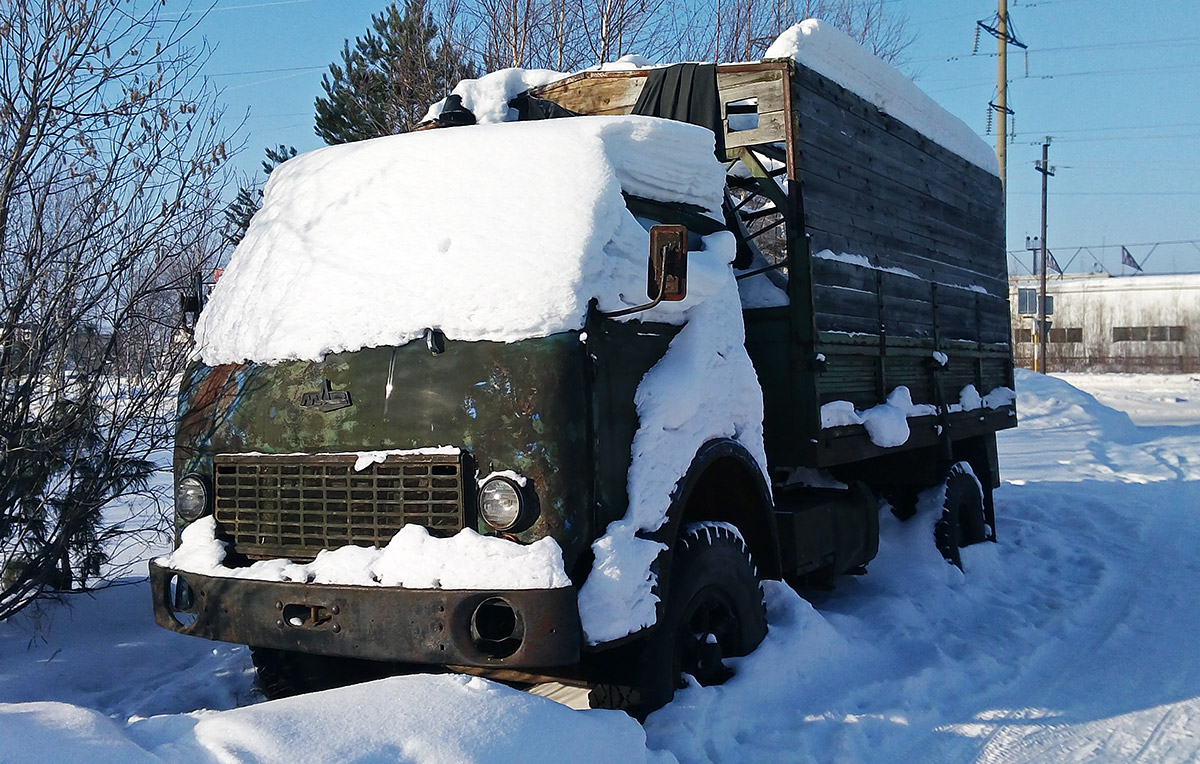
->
[194,116,730,366]
[765,20,1000,176]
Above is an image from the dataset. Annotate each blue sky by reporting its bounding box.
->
[182,0,1200,275]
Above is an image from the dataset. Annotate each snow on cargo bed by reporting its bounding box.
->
[765,20,999,175]
[194,116,729,366]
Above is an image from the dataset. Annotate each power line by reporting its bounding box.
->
[1058,160,1200,169]
[920,61,1200,86]
[210,65,325,78]
[1015,121,1200,136]
[1018,0,1110,6]
[215,0,321,9]
[163,0,322,17]
[1009,190,1200,197]
[1034,133,1200,144]
[1024,36,1200,54]
[1023,63,1200,80]
[913,34,1200,65]
[224,70,320,91]
[245,111,312,119]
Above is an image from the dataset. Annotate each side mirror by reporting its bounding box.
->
[648,225,688,302]
[180,290,201,316]
[599,224,690,319]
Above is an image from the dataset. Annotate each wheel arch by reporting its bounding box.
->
[653,438,782,588]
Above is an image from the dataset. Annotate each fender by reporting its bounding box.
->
[648,438,782,613]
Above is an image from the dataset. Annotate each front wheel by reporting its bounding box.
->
[592,522,767,717]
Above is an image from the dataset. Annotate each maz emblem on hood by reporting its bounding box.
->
[300,379,352,413]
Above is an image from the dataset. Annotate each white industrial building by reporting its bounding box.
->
[1009,273,1200,373]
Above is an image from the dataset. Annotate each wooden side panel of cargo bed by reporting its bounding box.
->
[790,63,1009,342]
[789,62,1013,438]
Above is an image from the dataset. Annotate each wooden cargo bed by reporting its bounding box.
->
[529,59,1014,470]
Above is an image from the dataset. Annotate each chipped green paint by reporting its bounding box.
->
[175,332,593,569]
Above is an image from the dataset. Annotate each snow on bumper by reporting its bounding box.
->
[149,561,581,667]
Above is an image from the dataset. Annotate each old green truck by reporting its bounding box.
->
[152,27,1013,716]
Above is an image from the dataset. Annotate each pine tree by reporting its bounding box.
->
[314,0,475,144]
[223,145,297,247]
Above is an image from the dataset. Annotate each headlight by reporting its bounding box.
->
[479,476,524,531]
[176,475,209,521]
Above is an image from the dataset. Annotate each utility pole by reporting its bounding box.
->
[996,0,1007,189]
[978,1,1025,189]
[1036,138,1055,374]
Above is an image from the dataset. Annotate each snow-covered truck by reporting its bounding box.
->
[151,22,1014,715]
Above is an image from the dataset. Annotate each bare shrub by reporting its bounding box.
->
[0,0,231,620]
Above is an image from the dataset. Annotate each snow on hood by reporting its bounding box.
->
[765,20,999,175]
[195,116,729,366]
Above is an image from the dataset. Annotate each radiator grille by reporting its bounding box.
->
[213,452,466,562]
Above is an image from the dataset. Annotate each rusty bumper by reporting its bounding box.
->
[149,561,581,668]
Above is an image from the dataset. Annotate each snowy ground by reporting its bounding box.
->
[1052,372,1200,427]
[2,370,1198,763]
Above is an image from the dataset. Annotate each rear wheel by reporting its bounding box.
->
[590,522,767,718]
[934,461,988,570]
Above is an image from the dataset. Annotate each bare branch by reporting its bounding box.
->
[0,0,233,621]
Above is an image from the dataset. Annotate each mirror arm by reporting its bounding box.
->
[597,277,667,319]
[599,224,687,318]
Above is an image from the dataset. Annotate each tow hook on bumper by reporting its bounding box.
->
[282,603,335,629]
[149,561,581,667]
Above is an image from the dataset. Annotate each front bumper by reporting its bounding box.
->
[149,561,581,667]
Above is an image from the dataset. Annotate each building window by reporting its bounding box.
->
[1016,289,1054,316]
[1049,327,1082,343]
[1015,327,1032,343]
[1017,289,1036,315]
[1112,326,1187,342]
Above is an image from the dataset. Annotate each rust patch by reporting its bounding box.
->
[181,363,243,432]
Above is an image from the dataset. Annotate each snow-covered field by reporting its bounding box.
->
[2,370,1198,764]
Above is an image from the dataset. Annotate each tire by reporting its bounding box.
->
[250,646,396,699]
[590,522,767,718]
[934,461,988,570]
